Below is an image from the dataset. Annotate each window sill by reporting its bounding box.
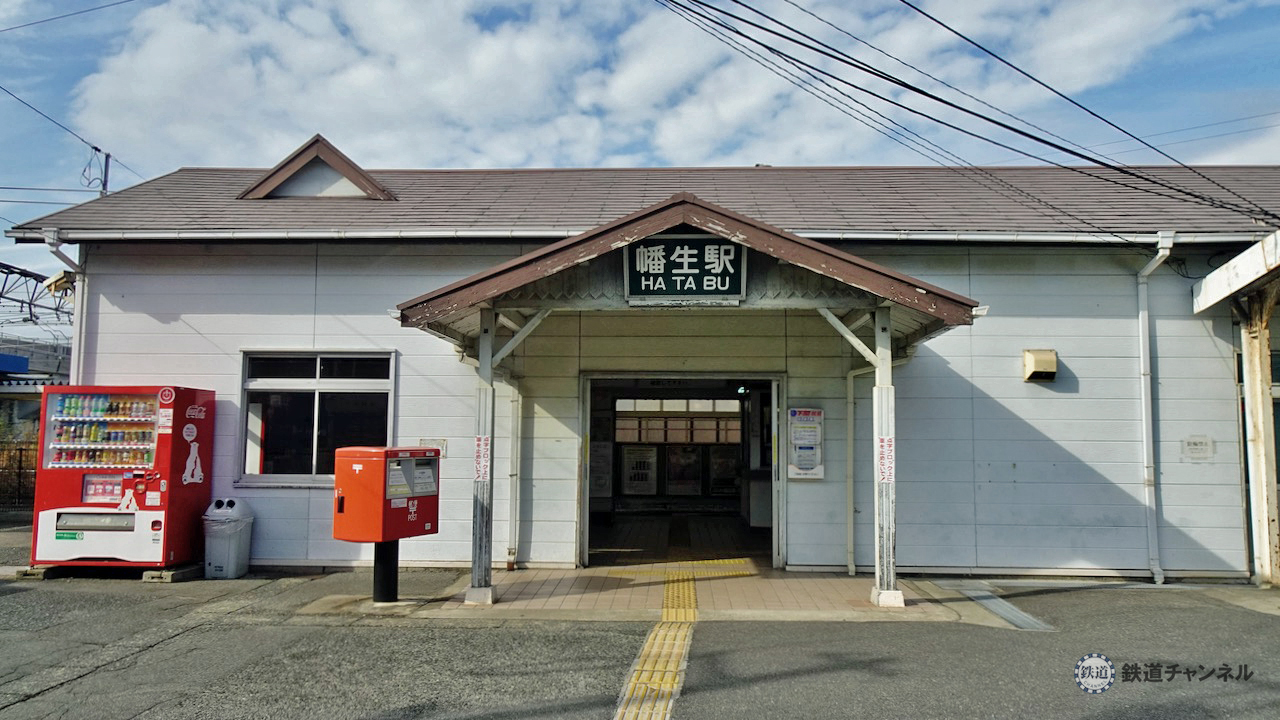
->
[235,474,335,489]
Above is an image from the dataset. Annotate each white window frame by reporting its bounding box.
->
[237,350,397,488]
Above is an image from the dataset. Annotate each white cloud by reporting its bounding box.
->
[1192,126,1280,164]
[47,0,1280,178]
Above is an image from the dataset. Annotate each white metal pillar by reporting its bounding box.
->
[870,305,903,607]
[1240,285,1280,586]
[467,307,497,604]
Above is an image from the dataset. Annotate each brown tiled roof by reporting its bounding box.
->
[11,164,1280,238]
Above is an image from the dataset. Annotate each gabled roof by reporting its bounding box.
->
[237,134,396,201]
[10,164,1280,242]
[398,193,977,348]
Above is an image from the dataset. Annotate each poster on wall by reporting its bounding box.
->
[787,407,824,479]
[589,441,613,498]
[666,445,703,496]
[708,445,740,496]
[621,445,658,495]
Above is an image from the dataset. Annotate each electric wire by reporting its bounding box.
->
[0,81,202,228]
[81,148,104,190]
[695,0,1280,224]
[669,0,1203,206]
[1105,123,1280,156]
[658,2,1132,242]
[0,186,98,193]
[0,0,144,34]
[776,0,1131,169]
[0,83,100,152]
[893,0,1275,222]
[770,0,1276,215]
[675,0,1280,226]
[1087,111,1280,149]
[656,0,1165,261]
[0,199,75,206]
[987,118,1280,165]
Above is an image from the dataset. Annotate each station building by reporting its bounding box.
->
[9,136,1280,600]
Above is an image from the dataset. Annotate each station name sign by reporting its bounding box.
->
[624,238,747,304]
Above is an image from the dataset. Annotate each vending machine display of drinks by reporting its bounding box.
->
[31,385,215,568]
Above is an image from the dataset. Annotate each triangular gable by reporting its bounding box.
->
[238,134,396,200]
[398,192,977,331]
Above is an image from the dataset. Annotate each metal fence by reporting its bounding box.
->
[0,442,37,509]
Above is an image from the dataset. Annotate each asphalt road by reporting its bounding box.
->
[679,587,1280,719]
[2,518,1279,720]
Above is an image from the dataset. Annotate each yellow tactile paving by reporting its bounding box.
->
[614,571,699,720]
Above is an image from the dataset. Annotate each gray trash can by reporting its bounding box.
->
[203,498,253,579]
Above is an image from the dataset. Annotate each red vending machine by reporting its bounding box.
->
[31,385,215,568]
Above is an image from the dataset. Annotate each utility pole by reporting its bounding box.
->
[100,153,111,197]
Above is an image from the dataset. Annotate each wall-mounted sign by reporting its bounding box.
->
[625,238,746,304]
[1182,435,1215,461]
[621,445,659,495]
[787,408,824,480]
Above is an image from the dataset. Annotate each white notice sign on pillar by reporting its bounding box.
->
[876,436,895,483]
[474,435,491,482]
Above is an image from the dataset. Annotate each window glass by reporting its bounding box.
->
[247,357,316,379]
[662,399,687,412]
[667,418,691,443]
[642,418,666,443]
[714,399,740,412]
[243,352,392,480]
[245,391,315,474]
[615,418,639,443]
[315,392,389,474]
[320,357,391,379]
[635,399,661,412]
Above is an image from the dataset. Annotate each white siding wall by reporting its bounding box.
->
[83,242,526,567]
[848,246,1246,575]
[83,242,1249,575]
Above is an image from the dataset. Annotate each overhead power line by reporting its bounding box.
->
[1108,122,1280,156]
[655,0,1162,261]
[0,199,75,206]
[776,0,1129,170]
[892,0,1274,223]
[0,83,99,151]
[0,0,143,35]
[0,186,99,193]
[1091,110,1280,149]
[673,0,1280,226]
[987,116,1280,165]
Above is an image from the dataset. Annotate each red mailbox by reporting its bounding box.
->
[333,446,440,543]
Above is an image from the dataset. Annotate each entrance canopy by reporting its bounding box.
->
[396,192,979,607]
[397,193,978,359]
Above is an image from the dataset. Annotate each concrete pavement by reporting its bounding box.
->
[4,519,1280,719]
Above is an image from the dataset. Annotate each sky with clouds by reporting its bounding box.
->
[2,0,1280,282]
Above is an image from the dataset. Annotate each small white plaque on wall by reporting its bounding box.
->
[1181,435,1215,461]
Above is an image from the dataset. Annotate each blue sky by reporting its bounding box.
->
[3,0,1280,282]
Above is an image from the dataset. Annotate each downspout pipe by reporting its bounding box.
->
[847,369,856,575]
[1138,231,1174,584]
[506,378,522,571]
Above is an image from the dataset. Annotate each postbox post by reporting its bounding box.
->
[373,540,399,602]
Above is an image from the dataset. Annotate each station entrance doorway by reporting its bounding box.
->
[584,377,776,567]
